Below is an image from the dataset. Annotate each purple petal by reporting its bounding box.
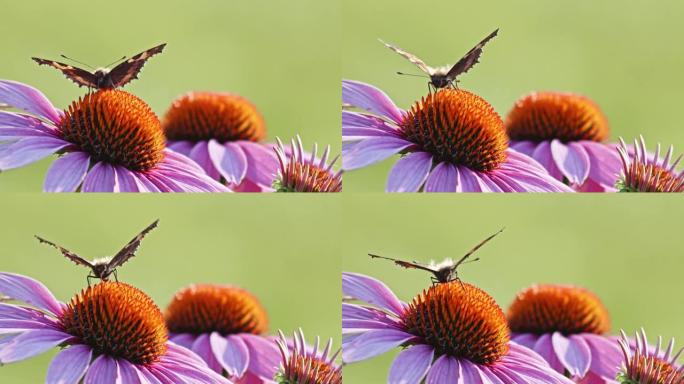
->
[0,80,61,123]
[81,162,116,192]
[424,162,457,192]
[456,166,488,192]
[113,167,141,192]
[343,328,414,363]
[531,141,563,180]
[0,329,71,363]
[342,111,399,139]
[458,360,485,384]
[190,333,223,373]
[388,345,433,384]
[0,111,56,139]
[343,136,413,170]
[43,152,90,192]
[46,345,92,384]
[582,141,621,188]
[169,334,196,350]
[0,136,68,170]
[511,334,539,350]
[210,333,250,378]
[238,141,279,187]
[116,360,145,384]
[240,334,281,380]
[550,140,590,185]
[583,334,622,379]
[208,140,248,184]
[342,272,405,316]
[552,332,591,378]
[133,173,162,193]
[189,141,221,180]
[0,272,63,315]
[509,140,537,156]
[426,355,459,384]
[386,152,432,192]
[534,333,565,373]
[84,355,118,384]
[342,80,403,123]
[166,140,194,156]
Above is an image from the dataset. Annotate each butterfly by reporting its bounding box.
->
[32,43,166,90]
[380,29,498,90]
[369,228,504,285]
[35,219,159,284]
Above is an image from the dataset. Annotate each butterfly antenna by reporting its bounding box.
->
[59,54,95,70]
[396,71,429,78]
[453,228,505,268]
[105,55,127,68]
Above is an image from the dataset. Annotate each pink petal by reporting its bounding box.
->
[43,152,90,192]
[0,329,71,363]
[342,272,405,316]
[46,345,92,384]
[0,272,63,315]
[550,140,590,185]
[342,329,414,363]
[208,140,248,184]
[424,162,457,192]
[81,162,116,192]
[210,333,250,378]
[389,345,433,384]
[0,80,61,123]
[386,152,432,192]
[426,355,459,384]
[552,332,591,378]
[343,136,413,170]
[342,80,403,123]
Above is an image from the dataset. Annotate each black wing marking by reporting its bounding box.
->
[35,235,94,268]
[107,43,166,88]
[446,28,499,81]
[369,253,438,273]
[379,39,433,75]
[452,228,504,270]
[31,58,98,88]
[107,219,159,270]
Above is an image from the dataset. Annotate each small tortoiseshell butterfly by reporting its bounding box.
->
[35,219,159,284]
[381,29,498,90]
[369,228,503,284]
[32,43,166,89]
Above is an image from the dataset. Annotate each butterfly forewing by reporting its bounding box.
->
[445,28,499,82]
[31,58,99,88]
[379,39,434,75]
[35,235,94,268]
[107,219,159,270]
[107,43,166,88]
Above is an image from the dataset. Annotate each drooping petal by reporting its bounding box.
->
[582,334,622,379]
[342,272,405,316]
[0,136,69,171]
[43,152,90,192]
[458,359,485,384]
[386,152,432,192]
[342,80,404,123]
[190,334,223,373]
[456,166,488,192]
[0,272,63,315]
[0,111,56,139]
[240,334,281,380]
[46,345,92,384]
[342,110,399,139]
[81,162,116,192]
[342,329,414,363]
[343,136,413,170]
[208,140,248,184]
[424,162,457,192]
[83,355,119,384]
[239,141,279,187]
[550,140,590,185]
[113,167,142,193]
[116,360,145,384]
[581,141,621,189]
[0,80,61,123]
[0,329,71,363]
[552,332,591,378]
[426,355,459,384]
[388,345,434,384]
[210,333,250,378]
[189,141,221,180]
[533,333,565,373]
[531,141,563,180]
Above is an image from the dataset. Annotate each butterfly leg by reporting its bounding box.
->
[87,275,96,286]
[113,270,119,282]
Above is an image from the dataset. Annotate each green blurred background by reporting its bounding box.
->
[0,195,340,382]
[342,195,684,382]
[0,0,340,192]
[342,0,684,192]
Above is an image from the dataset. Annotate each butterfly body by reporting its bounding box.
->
[369,228,504,285]
[36,219,159,284]
[32,43,166,90]
[381,29,498,90]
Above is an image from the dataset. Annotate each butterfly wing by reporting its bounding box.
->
[107,219,159,270]
[452,227,504,269]
[35,235,94,269]
[379,39,434,75]
[107,43,166,88]
[368,253,438,273]
[446,28,499,81]
[31,58,98,88]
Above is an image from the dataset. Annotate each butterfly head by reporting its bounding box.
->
[91,257,113,279]
[429,258,459,282]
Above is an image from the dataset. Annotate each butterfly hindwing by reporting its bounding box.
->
[107,219,159,270]
[446,28,499,82]
[107,43,166,88]
[31,58,98,88]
